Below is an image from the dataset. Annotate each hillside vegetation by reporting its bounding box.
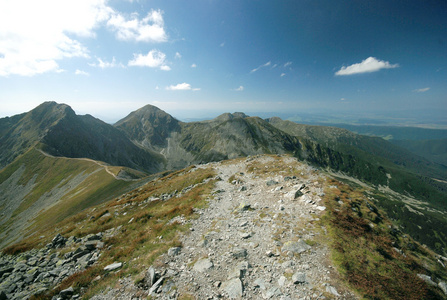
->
[0,147,148,249]
[1,155,446,299]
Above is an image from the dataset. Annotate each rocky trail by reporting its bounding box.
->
[92,155,358,299]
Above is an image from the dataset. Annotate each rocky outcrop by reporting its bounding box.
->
[0,230,113,299]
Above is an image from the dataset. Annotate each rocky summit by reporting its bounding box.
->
[2,155,446,299]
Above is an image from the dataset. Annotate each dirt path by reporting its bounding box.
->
[92,155,358,299]
[36,148,123,180]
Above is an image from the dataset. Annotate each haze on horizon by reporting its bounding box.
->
[0,0,446,125]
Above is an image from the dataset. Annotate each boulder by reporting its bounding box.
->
[292,272,306,284]
[168,247,181,257]
[59,286,74,299]
[232,248,248,259]
[417,274,437,287]
[439,281,447,295]
[281,240,311,254]
[104,262,122,272]
[193,258,213,272]
[222,278,243,299]
[145,266,156,287]
[266,180,278,186]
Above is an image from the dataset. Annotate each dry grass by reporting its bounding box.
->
[322,178,445,299]
[14,166,217,299]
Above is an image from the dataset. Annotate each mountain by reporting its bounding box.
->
[0,102,167,249]
[1,155,446,299]
[319,123,447,140]
[0,146,149,249]
[114,104,181,151]
[2,102,447,287]
[115,108,303,170]
[392,138,447,167]
[0,101,165,173]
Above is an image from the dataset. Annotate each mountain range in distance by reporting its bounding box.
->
[1,101,447,298]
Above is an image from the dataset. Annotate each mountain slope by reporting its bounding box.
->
[267,117,447,205]
[267,117,447,180]
[2,155,446,299]
[392,138,447,167]
[114,104,181,151]
[0,102,165,173]
[0,147,149,249]
[115,110,303,170]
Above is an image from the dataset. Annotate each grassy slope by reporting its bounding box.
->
[323,176,447,299]
[4,156,445,299]
[0,147,146,249]
[392,139,447,167]
[8,165,216,299]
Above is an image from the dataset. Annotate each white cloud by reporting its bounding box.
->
[413,87,430,93]
[0,1,168,77]
[220,42,225,47]
[75,69,89,76]
[175,52,182,59]
[128,49,170,70]
[89,57,122,69]
[107,9,167,43]
[0,0,112,76]
[335,57,399,76]
[166,83,200,91]
[284,61,292,68]
[340,98,347,101]
[233,86,244,91]
[250,61,271,73]
[191,63,197,68]
[280,73,286,77]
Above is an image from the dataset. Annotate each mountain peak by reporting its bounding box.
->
[114,104,180,149]
[213,112,250,122]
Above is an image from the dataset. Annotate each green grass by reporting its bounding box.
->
[322,177,447,300]
[6,165,217,299]
[0,147,145,251]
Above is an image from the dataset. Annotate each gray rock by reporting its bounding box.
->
[193,258,213,272]
[263,287,281,299]
[266,180,278,186]
[146,266,156,287]
[293,190,304,199]
[254,278,266,290]
[326,285,340,297]
[84,241,97,251]
[59,286,74,299]
[278,276,287,286]
[148,276,165,295]
[240,232,251,239]
[168,247,182,256]
[292,272,306,284]
[232,248,248,259]
[0,267,14,277]
[281,240,311,254]
[228,267,242,280]
[222,278,243,299]
[51,233,67,248]
[439,281,447,295]
[237,201,252,212]
[104,262,122,272]
[417,274,437,286]
[86,233,102,241]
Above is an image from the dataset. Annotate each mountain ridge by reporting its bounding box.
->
[1,101,447,257]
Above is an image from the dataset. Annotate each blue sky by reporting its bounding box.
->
[0,0,446,123]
